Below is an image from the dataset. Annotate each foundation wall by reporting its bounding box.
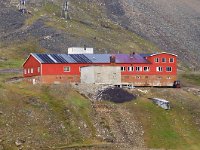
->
[121,75,177,86]
[24,75,80,84]
[24,74,177,87]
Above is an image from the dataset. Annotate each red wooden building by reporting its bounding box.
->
[23,52,177,86]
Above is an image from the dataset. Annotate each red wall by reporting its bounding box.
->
[23,53,177,78]
[146,53,177,75]
[42,63,109,75]
[23,55,41,77]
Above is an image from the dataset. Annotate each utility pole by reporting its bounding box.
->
[61,0,70,20]
[19,0,26,13]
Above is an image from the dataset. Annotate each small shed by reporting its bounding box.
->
[151,98,170,110]
[81,66,121,84]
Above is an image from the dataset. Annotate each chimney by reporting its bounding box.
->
[84,45,87,50]
[110,55,116,63]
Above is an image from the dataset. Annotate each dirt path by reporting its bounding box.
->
[0,68,22,74]
[91,101,145,148]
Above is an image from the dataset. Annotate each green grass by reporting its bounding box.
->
[0,1,200,149]
[179,72,200,86]
[0,40,46,69]
[125,88,200,150]
[26,2,61,25]
[39,2,160,53]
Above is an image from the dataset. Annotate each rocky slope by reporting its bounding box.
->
[105,0,200,68]
[1,0,200,69]
[0,75,200,149]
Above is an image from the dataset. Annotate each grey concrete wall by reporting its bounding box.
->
[81,66,121,84]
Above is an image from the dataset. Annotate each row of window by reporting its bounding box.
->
[125,76,172,79]
[121,66,150,72]
[156,66,172,72]
[24,67,40,74]
[155,58,174,63]
[24,66,173,74]
[121,66,172,72]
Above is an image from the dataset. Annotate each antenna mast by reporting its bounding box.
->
[62,0,70,19]
[19,0,26,13]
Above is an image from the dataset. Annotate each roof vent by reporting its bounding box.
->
[130,52,135,58]
[110,55,116,63]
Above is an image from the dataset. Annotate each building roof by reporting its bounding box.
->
[115,54,150,63]
[149,52,177,57]
[139,54,153,58]
[30,53,151,64]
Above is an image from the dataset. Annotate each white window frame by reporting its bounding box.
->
[128,66,134,72]
[169,58,174,63]
[31,68,34,74]
[136,76,141,79]
[167,76,171,79]
[28,68,30,74]
[136,66,142,72]
[155,58,159,63]
[166,66,172,72]
[156,67,163,72]
[121,66,126,72]
[144,66,150,72]
[24,69,27,74]
[64,66,70,72]
[162,58,166,63]
[38,67,40,73]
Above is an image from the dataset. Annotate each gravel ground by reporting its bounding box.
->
[72,83,145,148]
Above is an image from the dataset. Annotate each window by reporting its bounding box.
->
[166,66,172,72]
[155,58,159,63]
[28,68,30,74]
[64,66,70,72]
[128,66,134,71]
[136,76,141,79]
[38,67,40,73]
[31,68,33,73]
[162,58,166,63]
[144,66,150,72]
[156,67,163,72]
[121,66,126,72]
[136,66,142,72]
[169,58,174,63]
[167,76,171,79]
[24,69,27,74]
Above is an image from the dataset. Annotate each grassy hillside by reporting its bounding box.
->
[107,0,200,69]
[127,88,200,149]
[0,1,200,149]
[1,73,200,149]
[0,1,160,70]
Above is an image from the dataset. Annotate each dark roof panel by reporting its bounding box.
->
[31,53,150,64]
[84,54,111,63]
[37,54,55,63]
[115,54,150,63]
